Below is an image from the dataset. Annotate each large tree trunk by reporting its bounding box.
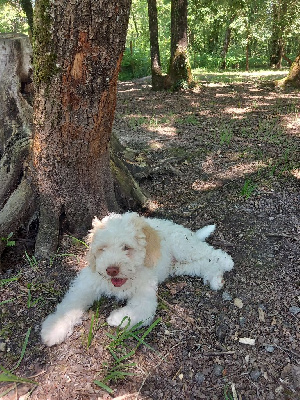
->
[166,0,192,90]
[147,0,165,90]
[275,53,300,88]
[31,0,132,257]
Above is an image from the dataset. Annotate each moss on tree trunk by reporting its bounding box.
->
[275,53,300,89]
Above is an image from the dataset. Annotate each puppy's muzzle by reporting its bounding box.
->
[106,265,120,277]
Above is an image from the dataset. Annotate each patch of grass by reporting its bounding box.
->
[94,317,161,394]
[220,127,233,145]
[26,283,43,308]
[24,251,39,269]
[176,114,199,126]
[68,235,89,248]
[128,115,148,130]
[0,328,37,396]
[224,382,239,400]
[240,178,257,199]
[87,304,101,348]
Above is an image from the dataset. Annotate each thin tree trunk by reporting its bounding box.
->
[147,0,164,90]
[167,0,192,89]
[221,24,233,70]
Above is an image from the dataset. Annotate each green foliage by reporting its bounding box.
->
[0,1,29,33]
[124,0,300,79]
[1,232,15,247]
[120,48,150,81]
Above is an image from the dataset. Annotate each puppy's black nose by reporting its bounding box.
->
[106,266,120,277]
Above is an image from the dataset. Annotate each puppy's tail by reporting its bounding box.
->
[195,224,216,241]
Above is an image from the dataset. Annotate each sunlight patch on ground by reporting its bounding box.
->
[149,141,164,150]
[285,116,300,136]
[193,69,288,84]
[224,106,250,116]
[147,126,177,137]
[192,180,222,191]
[192,157,268,192]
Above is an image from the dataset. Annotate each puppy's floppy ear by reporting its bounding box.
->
[142,224,161,268]
[129,213,161,268]
[86,216,106,271]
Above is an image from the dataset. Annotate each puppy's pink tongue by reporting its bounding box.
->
[111,278,127,287]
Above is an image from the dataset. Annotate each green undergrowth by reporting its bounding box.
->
[94,317,161,394]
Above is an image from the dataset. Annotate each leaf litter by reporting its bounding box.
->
[0,75,300,399]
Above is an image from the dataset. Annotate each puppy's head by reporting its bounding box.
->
[86,213,161,286]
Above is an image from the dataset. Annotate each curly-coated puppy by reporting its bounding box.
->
[41,212,233,346]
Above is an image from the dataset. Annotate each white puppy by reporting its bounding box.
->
[41,212,233,346]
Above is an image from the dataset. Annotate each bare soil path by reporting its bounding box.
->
[0,73,299,400]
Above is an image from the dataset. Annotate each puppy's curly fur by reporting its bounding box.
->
[41,212,234,346]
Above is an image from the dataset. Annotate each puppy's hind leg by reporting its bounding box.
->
[172,242,233,291]
[41,267,101,346]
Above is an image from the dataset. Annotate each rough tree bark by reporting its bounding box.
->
[31,0,132,257]
[166,0,192,90]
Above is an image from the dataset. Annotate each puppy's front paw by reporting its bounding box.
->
[107,307,147,328]
[41,307,84,346]
[107,308,132,328]
[41,312,75,346]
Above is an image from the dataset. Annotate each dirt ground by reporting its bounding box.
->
[0,72,299,400]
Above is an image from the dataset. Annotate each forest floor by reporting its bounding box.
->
[0,71,299,400]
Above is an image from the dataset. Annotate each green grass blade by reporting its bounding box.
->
[94,380,114,394]
[0,275,20,287]
[12,327,31,371]
[0,366,36,384]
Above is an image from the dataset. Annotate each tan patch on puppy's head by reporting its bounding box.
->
[142,224,161,268]
[129,213,161,267]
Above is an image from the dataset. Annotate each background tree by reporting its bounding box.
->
[167,0,192,88]
[19,0,33,36]
[147,0,164,90]
[275,51,300,88]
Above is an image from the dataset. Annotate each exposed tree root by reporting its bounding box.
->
[0,136,30,209]
[0,177,37,270]
[110,132,150,210]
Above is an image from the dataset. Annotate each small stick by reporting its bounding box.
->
[203,350,236,356]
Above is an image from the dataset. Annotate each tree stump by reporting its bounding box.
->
[0,34,36,269]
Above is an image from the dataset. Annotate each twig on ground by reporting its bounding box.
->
[203,350,236,356]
